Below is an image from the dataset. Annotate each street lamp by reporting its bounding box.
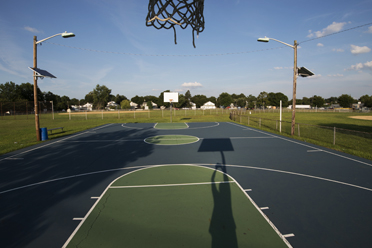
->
[257,36,298,136]
[33,32,75,141]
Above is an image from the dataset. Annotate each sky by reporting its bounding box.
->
[0,0,371,101]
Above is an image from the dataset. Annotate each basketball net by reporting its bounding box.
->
[146,0,205,48]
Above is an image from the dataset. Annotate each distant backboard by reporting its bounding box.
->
[29,67,56,78]
[164,92,179,103]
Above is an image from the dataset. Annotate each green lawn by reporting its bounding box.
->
[232,110,372,160]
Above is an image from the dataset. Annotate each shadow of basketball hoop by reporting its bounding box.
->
[198,138,238,248]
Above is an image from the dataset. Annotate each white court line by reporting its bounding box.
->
[260,207,269,210]
[0,165,148,195]
[73,218,84,221]
[283,234,295,238]
[90,197,99,199]
[63,139,144,143]
[226,122,372,167]
[244,189,252,191]
[121,124,144,130]
[0,124,114,162]
[219,164,372,192]
[62,164,292,248]
[110,181,233,189]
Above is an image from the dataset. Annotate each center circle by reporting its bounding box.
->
[144,135,199,145]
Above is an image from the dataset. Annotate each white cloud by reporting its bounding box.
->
[317,43,324,47]
[24,26,42,33]
[350,45,371,54]
[181,82,203,88]
[327,74,344,77]
[332,48,344,52]
[346,61,372,71]
[274,67,292,70]
[365,26,372,34]
[307,74,322,79]
[308,22,347,38]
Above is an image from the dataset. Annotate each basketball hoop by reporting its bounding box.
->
[146,0,205,48]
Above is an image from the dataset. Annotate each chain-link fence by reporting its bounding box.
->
[0,102,232,120]
[230,111,372,159]
[0,101,53,119]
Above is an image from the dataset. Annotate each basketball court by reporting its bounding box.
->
[1,122,372,248]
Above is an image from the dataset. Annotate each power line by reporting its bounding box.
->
[44,41,286,56]
[299,22,372,44]
[44,21,372,56]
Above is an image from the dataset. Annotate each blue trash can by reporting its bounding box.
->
[40,127,48,141]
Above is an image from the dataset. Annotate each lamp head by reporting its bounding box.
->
[61,32,75,38]
[257,37,269,42]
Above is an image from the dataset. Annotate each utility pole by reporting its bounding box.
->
[291,40,298,136]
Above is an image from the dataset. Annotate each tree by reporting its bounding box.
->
[325,96,338,104]
[246,94,257,109]
[147,101,153,110]
[191,94,208,108]
[158,90,170,108]
[85,91,94,103]
[18,83,41,101]
[338,94,354,108]
[131,95,145,105]
[114,94,127,104]
[257,91,269,108]
[310,95,325,108]
[207,96,217,105]
[360,95,372,108]
[175,94,187,108]
[268,92,288,107]
[120,99,131,109]
[92,84,111,109]
[218,92,232,108]
[184,90,192,107]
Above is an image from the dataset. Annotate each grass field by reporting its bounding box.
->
[232,110,372,160]
[0,109,371,160]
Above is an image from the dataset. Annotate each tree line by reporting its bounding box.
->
[1,81,371,110]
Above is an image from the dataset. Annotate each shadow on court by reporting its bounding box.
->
[198,138,237,248]
[0,125,156,248]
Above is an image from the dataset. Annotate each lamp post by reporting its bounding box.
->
[257,37,298,136]
[33,32,75,141]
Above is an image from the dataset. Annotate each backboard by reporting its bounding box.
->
[164,92,179,103]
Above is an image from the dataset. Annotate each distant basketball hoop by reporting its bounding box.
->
[146,0,205,48]
[164,92,179,123]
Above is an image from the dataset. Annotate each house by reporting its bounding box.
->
[106,101,119,110]
[140,101,158,110]
[130,101,138,109]
[287,105,311,109]
[201,101,216,110]
[71,103,93,111]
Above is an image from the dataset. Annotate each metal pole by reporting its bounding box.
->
[170,102,172,123]
[33,36,40,141]
[291,40,297,136]
[51,101,54,120]
[280,100,282,133]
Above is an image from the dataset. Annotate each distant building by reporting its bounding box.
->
[201,101,216,110]
[106,101,119,110]
[287,105,311,109]
[130,102,138,109]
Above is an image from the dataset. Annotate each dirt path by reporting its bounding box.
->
[349,116,372,120]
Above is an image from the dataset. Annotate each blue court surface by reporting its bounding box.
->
[1,122,372,247]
